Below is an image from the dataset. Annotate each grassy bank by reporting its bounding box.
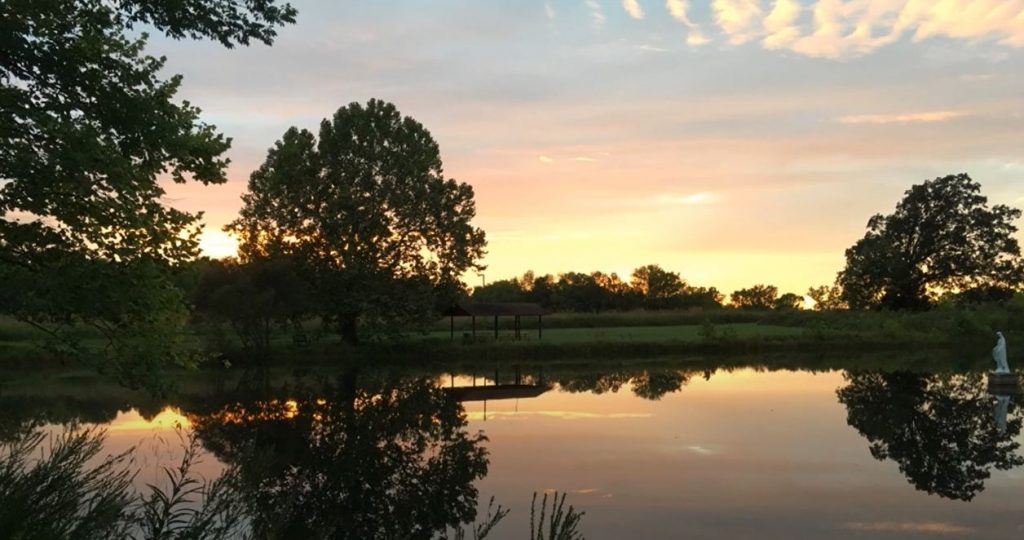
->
[2,305,1020,369]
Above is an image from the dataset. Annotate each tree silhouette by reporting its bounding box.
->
[838,174,1023,310]
[189,372,489,538]
[838,371,1023,501]
[630,370,691,400]
[0,0,296,387]
[729,284,779,309]
[554,369,692,400]
[229,100,486,344]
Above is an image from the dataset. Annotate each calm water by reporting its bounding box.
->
[2,362,1022,539]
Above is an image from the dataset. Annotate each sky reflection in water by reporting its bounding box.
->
[10,366,1024,539]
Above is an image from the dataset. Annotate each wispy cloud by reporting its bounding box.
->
[665,0,694,25]
[570,156,598,161]
[700,1,1024,59]
[842,522,975,535]
[634,44,669,52]
[544,1,556,20]
[585,0,606,29]
[538,155,554,163]
[838,111,964,124]
[686,31,711,45]
[762,0,802,49]
[656,192,718,205]
[712,0,764,45]
[666,0,708,46]
[622,0,645,20]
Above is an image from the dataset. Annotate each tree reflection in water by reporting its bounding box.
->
[838,371,1023,501]
[189,370,490,539]
[554,369,693,400]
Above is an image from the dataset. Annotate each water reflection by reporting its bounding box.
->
[4,362,1024,538]
[837,371,1023,501]
[188,370,490,538]
[553,368,694,400]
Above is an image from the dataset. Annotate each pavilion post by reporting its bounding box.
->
[450,314,454,341]
[493,315,498,339]
[538,315,542,340]
[471,316,476,339]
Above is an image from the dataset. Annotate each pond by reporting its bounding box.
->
[1,360,1022,539]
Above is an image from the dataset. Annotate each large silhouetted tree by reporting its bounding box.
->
[0,0,295,386]
[229,100,486,344]
[838,371,1023,501]
[838,174,1023,310]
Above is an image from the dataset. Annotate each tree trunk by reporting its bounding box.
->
[340,314,359,345]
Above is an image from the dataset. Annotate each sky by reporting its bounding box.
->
[153,0,1024,295]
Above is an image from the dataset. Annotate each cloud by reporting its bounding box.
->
[622,0,645,19]
[634,44,669,52]
[687,31,711,45]
[762,0,803,49]
[564,1,1024,58]
[538,155,554,163]
[899,0,1024,47]
[690,1,1024,59]
[585,0,606,29]
[570,156,598,161]
[838,111,964,124]
[666,0,709,46]
[656,192,718,205]
[712,0,764,44]
[665,0,694,25]
[842,522,975,534]
[544,1,556,20]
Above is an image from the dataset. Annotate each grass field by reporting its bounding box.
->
[3,304,1020,368]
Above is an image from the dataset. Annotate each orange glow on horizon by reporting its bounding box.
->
[107,407,191,432]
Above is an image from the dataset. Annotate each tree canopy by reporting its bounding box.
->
[0,0,295,387]
[729,284,779,309]
[838,174,1023,310]
[469,265,724,312]
[229,99,487,344]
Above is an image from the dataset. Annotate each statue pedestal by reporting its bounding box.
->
[987,373,1020,395]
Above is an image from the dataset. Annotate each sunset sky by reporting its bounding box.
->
[155,0,1024,294]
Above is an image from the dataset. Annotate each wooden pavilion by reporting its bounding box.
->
[442,301,552,341]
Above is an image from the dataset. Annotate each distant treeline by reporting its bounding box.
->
[468,265,801,312]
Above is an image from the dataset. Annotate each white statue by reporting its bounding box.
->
[994,395,1010,435]
[992,332,1010,374]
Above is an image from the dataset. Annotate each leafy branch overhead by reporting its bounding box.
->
[0,0,296,388]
